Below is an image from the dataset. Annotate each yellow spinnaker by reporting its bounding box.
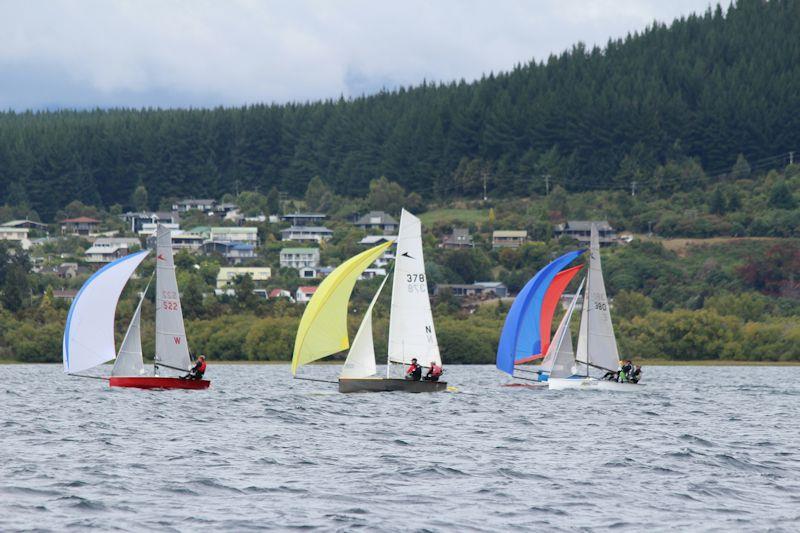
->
[292,240,394,375]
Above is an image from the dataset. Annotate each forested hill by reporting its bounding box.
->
[1,0,799,220]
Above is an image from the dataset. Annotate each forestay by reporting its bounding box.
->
[387,209,439,367]
[111,291,146,377]
[292,240,395,374]
[154,225,191,375]
[576,224,620,373]
[341,273,390,378]
[62,250,150,374]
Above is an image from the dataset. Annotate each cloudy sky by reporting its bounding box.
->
[0,0,712,110]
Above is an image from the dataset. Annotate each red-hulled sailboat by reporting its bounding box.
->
[63,225,210,390]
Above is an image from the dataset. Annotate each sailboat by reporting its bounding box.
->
[63,225,209,390]
[292,209,447,393]
[496,249,584,383]
[548,223,640,391]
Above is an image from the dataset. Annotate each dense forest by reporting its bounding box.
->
[1,0,799,220]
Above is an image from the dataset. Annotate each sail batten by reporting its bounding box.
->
[63,250,150,374]
[292,240,395,374]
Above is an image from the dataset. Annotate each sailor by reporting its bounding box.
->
[602,369,618,381]
[619,360,633,382]
[182,355,207,380]
[405,358,422,381]
[629,365,643,384]
[424,361,443,382]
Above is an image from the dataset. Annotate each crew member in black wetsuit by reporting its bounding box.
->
[629,365,643,384]
[619,360,633,382]
[405,358,422,381]
[181,355,206,380]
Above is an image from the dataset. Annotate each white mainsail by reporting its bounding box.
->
[387,209,441,367]
[546,279,584,379]
[154,225,191,375]
[63,250,150,374]
[575,224,620,373]
[111,292,146,377]
[340,274,390,379]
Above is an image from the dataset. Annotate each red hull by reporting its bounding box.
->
[109,376,210,390]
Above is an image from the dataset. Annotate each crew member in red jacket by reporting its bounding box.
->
[424,361,443,382]
[405,358,422,381]
[182,355,206,380]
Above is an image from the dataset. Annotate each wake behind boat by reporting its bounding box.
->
[292,209,447,393]
[62,225,209,390]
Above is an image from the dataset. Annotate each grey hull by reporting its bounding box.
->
[338,378,448,393]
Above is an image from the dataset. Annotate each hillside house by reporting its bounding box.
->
[121,211,179,233]
[1,219,48,230]
[0,227,32,250]
[354,211,398,234]
[173,199,216,213]
[61,217,100,236]
[280,226,333,243]
[295,286,318,303]
[84,237,140,263]
[209,227,258,247]
[216,267,272,289]
[281,213,327,226]
[554,220,617,246]
[202,242,257,264]
[440,228,474,249]
[492,230,527,249]
[434,281,508,298]
[358,235,396,267]
[268,288,294,302]
[280,248,319,269]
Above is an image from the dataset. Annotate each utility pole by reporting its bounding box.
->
[631,180,637,197]
[790,151,795,165]
[482,170,488,201]
[544,174,551,196]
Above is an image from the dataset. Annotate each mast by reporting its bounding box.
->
[584,250,591,378]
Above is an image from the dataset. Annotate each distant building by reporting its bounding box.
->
[0,227,32,250]
[214,203,239,216]
[280,248,319,269]
[358,235,396,268]
[145,230,204,252]
[202,242,257,264]
[216,267,272,289]
[84,237,140,264]
[138,222,180,238]
[281,213,327,226]
[298,266,318,279]
[1,219,48,230]
[121,211,179,233]
[268,288,294,302]
[173,199,216,213]
[434,281,508,298]
[209,227,258,247]
[61,217,100,236]
[554,220,617,246]
[295,286,318,303]
[280,226,333,243]
[492,230,527,249]
[354,211,399,234]
[440,228,474,249]
[52,289,79,302]
[360,267,387,280]
[55,262,88,279]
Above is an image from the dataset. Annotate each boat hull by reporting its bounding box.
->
[109,377,210,390]
[338,378,447,393]
[548,377,642,391]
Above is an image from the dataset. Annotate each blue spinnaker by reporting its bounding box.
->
[495,249,584,375]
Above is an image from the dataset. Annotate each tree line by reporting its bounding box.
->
[1,1,799,220]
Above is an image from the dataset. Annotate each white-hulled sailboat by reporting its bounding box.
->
[548,223,642,391]
[292,209,447,393]
[63,225,209,390]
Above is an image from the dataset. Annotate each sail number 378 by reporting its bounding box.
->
[406,273,426,293]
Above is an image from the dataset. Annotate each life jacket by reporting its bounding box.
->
[406,363,418,374]
[196,360,207,374]
[430,364,442,377]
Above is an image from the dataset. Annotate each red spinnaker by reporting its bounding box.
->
[539,264,583,357]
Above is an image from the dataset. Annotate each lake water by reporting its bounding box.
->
[1,364,798,531]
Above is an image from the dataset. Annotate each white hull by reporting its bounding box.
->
[548,377,643,392]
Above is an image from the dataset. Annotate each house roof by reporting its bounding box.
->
[177,198,215,204]
[53,289,79,298]
[355,211,398,225]
[557,220,614,231]
[62,217,100,223]
[269,288,291,297]
[297,286,318,294]
[210,226,257,234]
[280,247,319,255]
[1,219,47,228]
[493,230,527,238]
[359,235,395,245]
[282,212,326,219]
[280,226,333,233]
[93,237,140,246]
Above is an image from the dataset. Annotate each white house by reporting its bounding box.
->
[358,235,396,268]
[216,267,272,289]
[0,227,32,250]
[84,237,141,263]
[209,227,258,247]
[295,286,317,303]
[279,226,333,243]
[173,199,216,213]
[279,248,320,269]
